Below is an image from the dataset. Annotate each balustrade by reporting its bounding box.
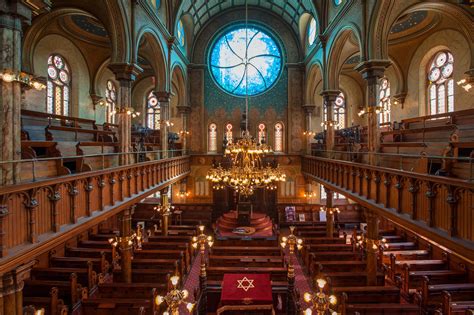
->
[0,155,190,273]
[302,155,474,258]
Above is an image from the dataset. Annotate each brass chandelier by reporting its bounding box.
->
[205,0,286,196]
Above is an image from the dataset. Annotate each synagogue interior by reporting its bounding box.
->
[0,0,473,314]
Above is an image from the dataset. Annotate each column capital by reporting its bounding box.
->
[153,91,171,103]
[320,90,341,101]
[167,36,176,48]
[355,60,391,80]
[302,104,316,114]
[177,105,191,115]
[108,63,143,81]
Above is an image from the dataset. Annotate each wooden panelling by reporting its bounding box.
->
[302,155,474,259]
[0,156,190,265]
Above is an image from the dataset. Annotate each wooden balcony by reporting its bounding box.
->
[0,155,190,273]
[302,155,474,260]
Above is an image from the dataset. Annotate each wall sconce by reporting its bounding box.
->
[320,120,335,127]
[179,130,190,136]
[162,120,174,127]
[303,131,315,137]
[115,107,140,118]
[0,69,46,90]
[457,79,472,92]
[358,106,382,117]
[304,191,316,199]
[177,190,190,198]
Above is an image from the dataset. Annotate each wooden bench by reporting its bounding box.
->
[421,278,474,310]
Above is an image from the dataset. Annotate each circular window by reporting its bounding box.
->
[307,18,317,46]
[334,0,343,6]
[209,25,282,97]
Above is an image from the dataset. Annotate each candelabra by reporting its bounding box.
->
[108,233,137,269]
[357,105,383,117]
[280,226,303,278]
[191,225,214,277]
[320,206,340,215]
[303,278,338,315]
[353,231,388,254]
[155,275,194,315]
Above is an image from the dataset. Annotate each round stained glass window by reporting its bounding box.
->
[209,26,282,97]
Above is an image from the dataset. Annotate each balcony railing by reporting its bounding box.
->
[0,154,190,272]
[302,155,474,259]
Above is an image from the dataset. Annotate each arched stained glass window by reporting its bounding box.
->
[323,92,346,130]
[307,18,317,46]
[428,51,454,115]
[257,123,266,145]
[225,123,233,145]
[379,78,391,124]
[274,123,283,152]
[47,54,71,116]
[209,26,282,97]
[320,185,345,200]
[177,20,185,47]
[208,123,217,153]
[146,91,160,130]
[105,80,117,124]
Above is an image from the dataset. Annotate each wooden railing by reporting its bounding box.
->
[0,155,190,272]
[302,155,474,259]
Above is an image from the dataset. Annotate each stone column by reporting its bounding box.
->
[177,105,191,155]
[320,91,340,153]
[155,92,171,158]
[108,64,143,165]
[355,61,390,165]
[0,3,33,185]
[160,187,170,236]
[119,206,134,283]
[325,188,335,238]
[302,104,316,155]
[0,260,35,315]
[364,208,380,286]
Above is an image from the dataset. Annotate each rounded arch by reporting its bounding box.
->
[134,28,168,91]
[170,63,187,107]
[305,62,323,105]
[326,24,363,91]
[22,5,129,73]
[299,12,321,48]
[370,1,474,67]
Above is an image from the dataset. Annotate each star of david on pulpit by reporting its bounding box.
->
[220,274,273,306]
[237,276,255,292]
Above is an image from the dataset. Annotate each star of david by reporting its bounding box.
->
[236,277,255,292]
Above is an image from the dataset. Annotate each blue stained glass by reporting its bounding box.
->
[177,20,185,47]
[209,26,282,97]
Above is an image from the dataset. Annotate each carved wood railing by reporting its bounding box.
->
[302,155,474,259]
[0,155,190,272]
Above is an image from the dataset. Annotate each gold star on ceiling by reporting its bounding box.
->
[236,277,255,292]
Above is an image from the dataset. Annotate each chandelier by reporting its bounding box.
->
[205,0,286,196]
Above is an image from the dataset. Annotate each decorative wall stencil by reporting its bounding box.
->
[390,11,428,34]
[71,15,108,38]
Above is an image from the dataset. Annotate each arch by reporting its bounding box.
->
[135,28,168,91]
[170,63,187,107]
[208,122,218,153]
[22,5,129,73]
[274,122,285,153]
[326,25,363,91]
[370,1,474,67]
[299,12,321,49]
[305,62,323,104]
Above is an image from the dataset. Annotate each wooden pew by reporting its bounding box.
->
[441,290,474,315]
[23,287,69,315]
[421,277,474,311]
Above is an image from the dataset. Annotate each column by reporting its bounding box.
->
[364,208,380,286]
[320,91,340,153]
[160,187,170,236]
[155,92,171,158]
[108,64,143,165]
[0,260,35,315]
[0,3,33,185]
[119,206,134,283]
[325,188,335,238]
[355,61,391,165]
[302,104,316,155]
[177,105,191,155]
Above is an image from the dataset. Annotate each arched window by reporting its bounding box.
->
[146,91,160,130]
[47,54,71,116]
[307,18,317,46]
[225,123,233,145]
[177,20,185,47]
[428,51,454,115]
[323,92,346,130]
[379,78,391,124]
[257,123,267,145]
[274,123,283,152]
[105,80,117,124]
[208,123,217,153]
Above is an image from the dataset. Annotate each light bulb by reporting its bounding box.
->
[317,278,326,289]
[182,289,189,299]
[170,275,179,286]
[329,294,337,305]
[155,295,164,305]
[304,308,312,315]
[186,302,195,312]
[303,292,312,302]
